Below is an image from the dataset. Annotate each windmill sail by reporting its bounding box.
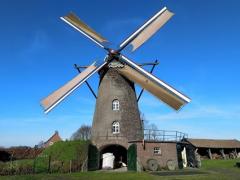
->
[61,12,108,49]
[119,7,173,52]
[119,55,190,110]
[41,61,107,114]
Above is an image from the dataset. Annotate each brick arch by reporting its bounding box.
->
[96,139,128,150]
[99,143,127,152]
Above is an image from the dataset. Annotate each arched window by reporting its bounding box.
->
[112,99,120,111]
[112,121,120,134]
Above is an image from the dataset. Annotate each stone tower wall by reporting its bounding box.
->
[91,67,143,149]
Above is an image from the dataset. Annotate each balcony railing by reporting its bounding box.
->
[142,129,188,142]
[92,129,188,142]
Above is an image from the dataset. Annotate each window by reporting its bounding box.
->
[153,147,161,155]
[112,121,120,134]
[112,99,120,111]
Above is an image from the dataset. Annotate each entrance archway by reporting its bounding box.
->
[100,144,127,169]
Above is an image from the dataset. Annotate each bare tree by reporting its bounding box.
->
[140,112,159,140]
[71,125,91,140]
[37,140,45,148]
[140,111,148,129]
[150,123,158,140]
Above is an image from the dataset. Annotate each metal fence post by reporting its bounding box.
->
[163,130,165,141]
[148,129,150,140]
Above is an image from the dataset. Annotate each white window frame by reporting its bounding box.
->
[112,99,120,111]
[112,121,120,134]
[153,147,161,155]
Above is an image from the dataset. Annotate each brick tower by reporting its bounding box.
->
[91,65,143,149]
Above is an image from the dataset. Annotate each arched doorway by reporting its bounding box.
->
[100,144,127,169]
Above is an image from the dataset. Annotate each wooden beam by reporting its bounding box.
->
[220,149,226,159]
[207,148,212,159]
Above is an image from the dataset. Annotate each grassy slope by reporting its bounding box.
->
[34,140,89,173]
[39,140,90,161]
[1,159,240,180]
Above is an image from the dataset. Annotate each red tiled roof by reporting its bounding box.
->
[44,131,62,148]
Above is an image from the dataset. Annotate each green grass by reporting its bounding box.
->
[0,171,224,180]
[200,159,240,179]
[0,172,154,180]
[202,159,240,170]
[0,159,239,180]
[39,140,90,161]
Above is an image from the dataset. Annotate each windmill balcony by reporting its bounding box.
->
[91,129,188,142]
[141,129,188,142]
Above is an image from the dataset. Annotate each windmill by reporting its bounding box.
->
[41,7,191,158]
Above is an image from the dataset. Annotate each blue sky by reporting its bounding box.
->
[0,0,240,147]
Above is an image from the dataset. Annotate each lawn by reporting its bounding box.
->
[0,159,239,180]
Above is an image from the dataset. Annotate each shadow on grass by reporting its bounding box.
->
[150,169,208,176]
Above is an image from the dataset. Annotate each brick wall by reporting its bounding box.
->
[134,141,178,169]
[91,68,142,149]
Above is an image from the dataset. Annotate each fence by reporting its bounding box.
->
[0,155,87,176]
